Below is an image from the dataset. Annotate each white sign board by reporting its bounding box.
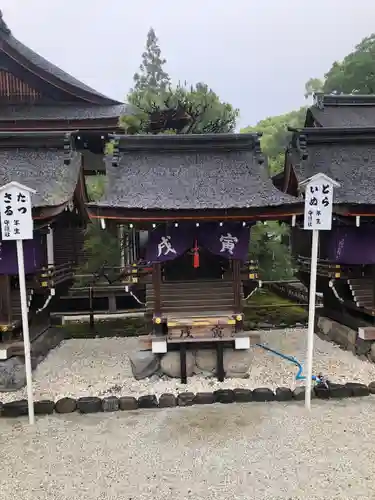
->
[303,174,337,231]
[0,182,34,240]
[299,172,340,412]
[0,181,36,424]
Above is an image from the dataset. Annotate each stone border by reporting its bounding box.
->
[1,382,374,418]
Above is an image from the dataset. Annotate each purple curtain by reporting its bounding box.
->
[327,226,375,264]
[146,224,194,263]
[0,236,44,274]
[199,222,251,261]
[146,223,252,263]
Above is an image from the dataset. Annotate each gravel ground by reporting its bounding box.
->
[1,399,375,499]
[2,328,375,403]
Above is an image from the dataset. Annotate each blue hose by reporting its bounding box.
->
[255,343,321,382]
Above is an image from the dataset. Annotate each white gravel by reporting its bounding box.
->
[2,328,375,403]
[1,399,375,499]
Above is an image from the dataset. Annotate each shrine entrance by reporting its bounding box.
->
[163,247,228,281]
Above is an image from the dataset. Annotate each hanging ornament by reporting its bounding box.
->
[193,239,200,268]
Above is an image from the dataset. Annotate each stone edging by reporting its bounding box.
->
[1,382,374,418]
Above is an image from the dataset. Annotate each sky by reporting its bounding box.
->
[2,0,375,128]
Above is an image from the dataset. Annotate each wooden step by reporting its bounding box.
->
[355,300,374,309]
[158,304,236,313]
[146,280,234,290]
[350,285,373,293]
[348,279,372,286]
[147,290,237,300]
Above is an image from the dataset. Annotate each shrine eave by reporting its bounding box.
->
[86,205,304,224]
[0,104,130,130]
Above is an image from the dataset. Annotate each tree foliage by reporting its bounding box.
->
[241,108,305,175]
[132,27,170,94]
[249,222,295,281]
[80,176,120,274]
[124,27,238,135]
[306,33,375,96]
[241,110,305,280]
[123,82,239,135]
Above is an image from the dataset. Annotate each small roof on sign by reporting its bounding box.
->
[0,181,36,194]
[299,172,340,191]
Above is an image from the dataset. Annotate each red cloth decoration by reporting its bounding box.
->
[193,239,200,268]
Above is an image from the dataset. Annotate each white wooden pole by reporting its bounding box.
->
[16,239,34,424]
[305,229,319,410]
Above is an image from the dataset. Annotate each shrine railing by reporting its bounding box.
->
[240,260,259,280]
[37,262,76,289]
[73,264,153,289]
[297,256,370,279]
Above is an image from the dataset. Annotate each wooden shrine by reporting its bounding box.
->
[0,130,89,357]
[0,10,135,359]
[87,133,301,380]
[277,101,375,329]
[0,10,130,175]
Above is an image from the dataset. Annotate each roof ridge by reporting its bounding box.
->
[0,10,11,36]
[0,11,121,105]
[314,93,375,108]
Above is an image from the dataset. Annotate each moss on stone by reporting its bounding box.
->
[61,317,146,339]
[244,289,307,328]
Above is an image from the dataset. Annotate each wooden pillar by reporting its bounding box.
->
[118,224,125,268]
[152,262,162,317]
[0,275,11,324]
[46,226,54,266]
[232,259,242,314]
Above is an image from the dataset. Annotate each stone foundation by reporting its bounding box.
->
[0,327,64,392]
[129,348,253,380]
[317,317,375,363]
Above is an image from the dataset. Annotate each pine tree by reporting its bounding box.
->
[132,28,170,93]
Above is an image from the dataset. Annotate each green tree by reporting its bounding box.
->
[124,28,238,135]
[241,108,305,175]
[80,175,120,274]
[249,222,294,281]
[304,77,324,99]
[306,33,375,95]
[241,110,305,281]
[123,81,239,135]
[132,27,170,94]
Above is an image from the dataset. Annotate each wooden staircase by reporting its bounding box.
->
[348,278,374,310]
[146,279,241,315]
[146,280,243,338]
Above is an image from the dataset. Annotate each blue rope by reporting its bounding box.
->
[255,343,320,382]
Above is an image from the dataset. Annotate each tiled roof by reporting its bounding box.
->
[289,127,375,205]
[95,133,298,210]
[0,10,120,105]
[0,148,82,207]
[0,104,129,122]
[306,94,375,127]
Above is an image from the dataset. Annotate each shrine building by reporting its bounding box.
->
[278,93,375,334]
[0,11,128,357]
[88,133,302,363]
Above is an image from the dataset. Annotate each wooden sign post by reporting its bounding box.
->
[299,173,339,411]
[0,181,36,424]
